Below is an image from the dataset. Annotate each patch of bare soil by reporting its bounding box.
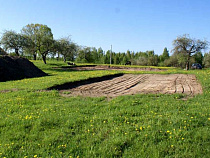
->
[57,74,202,97]
[0,88,18,93]
[55,65,166,71]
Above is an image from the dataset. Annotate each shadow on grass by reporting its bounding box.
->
[47,73,124,90]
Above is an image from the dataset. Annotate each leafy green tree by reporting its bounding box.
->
[0,30,29,56]
[83,47,93,63]
[118,53,124,65]
[177,52,188,68]
[122,56,128,65]
[22,24,54,64]
[146,51,158,66]
[192,52,203,65]
[22,24,39,59]
[67,43,77,61]
[131,52,135,60]
[160,47,169,63]
[103,50,113,64]
[114,53,120,65]
[90,47,98,63]
[172,34,208,70]
[39,37,54,64]
[164,54,179,67]
[136,56,148,65]
[203,52,210,68]
[75,47,105,63]
[132,51,147,65]
[97,47,104,63]
[126,50,131,61]
[56,37,77,62]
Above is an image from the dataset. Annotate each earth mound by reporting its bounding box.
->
[0,55,48,82]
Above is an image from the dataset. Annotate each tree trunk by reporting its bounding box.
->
[33,53,37,60]
[42,55,47,64]
[186,61,190,70]
[63,55,66,62]
[186,53,190,70]
[57,52,60,61]
[15,48,20,56]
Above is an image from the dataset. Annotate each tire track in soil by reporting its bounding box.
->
[59,74,202,97]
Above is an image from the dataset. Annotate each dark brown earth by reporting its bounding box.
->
[57,74,202,97]
[0,55,48,82]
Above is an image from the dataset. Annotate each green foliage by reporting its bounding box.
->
[22,23,54,64]
[172,34,208,70]
[159,47,169,66]
[203,52,210,68]
[192,52,203,65]
[0,61,210,157]
[55,37,77,62]
[75,48,160,66]
[0,30,29,56]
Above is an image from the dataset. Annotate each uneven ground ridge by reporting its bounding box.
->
[59,74,202,97]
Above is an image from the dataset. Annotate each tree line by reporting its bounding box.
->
[0,24,209,70]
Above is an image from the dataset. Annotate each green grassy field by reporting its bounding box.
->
[0,61,210,158]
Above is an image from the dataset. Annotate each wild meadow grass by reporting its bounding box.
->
[0,60,210,157]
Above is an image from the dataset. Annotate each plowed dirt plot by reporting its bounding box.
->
[60,74,202,97]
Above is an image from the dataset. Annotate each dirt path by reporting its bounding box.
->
[59,74,202,97]
[55,65,166,71]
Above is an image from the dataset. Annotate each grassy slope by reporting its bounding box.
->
[0,60,209,158]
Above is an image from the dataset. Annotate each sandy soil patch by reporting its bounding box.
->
[58,74,202,97]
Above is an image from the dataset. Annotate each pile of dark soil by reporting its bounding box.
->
[0,55,48,82]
